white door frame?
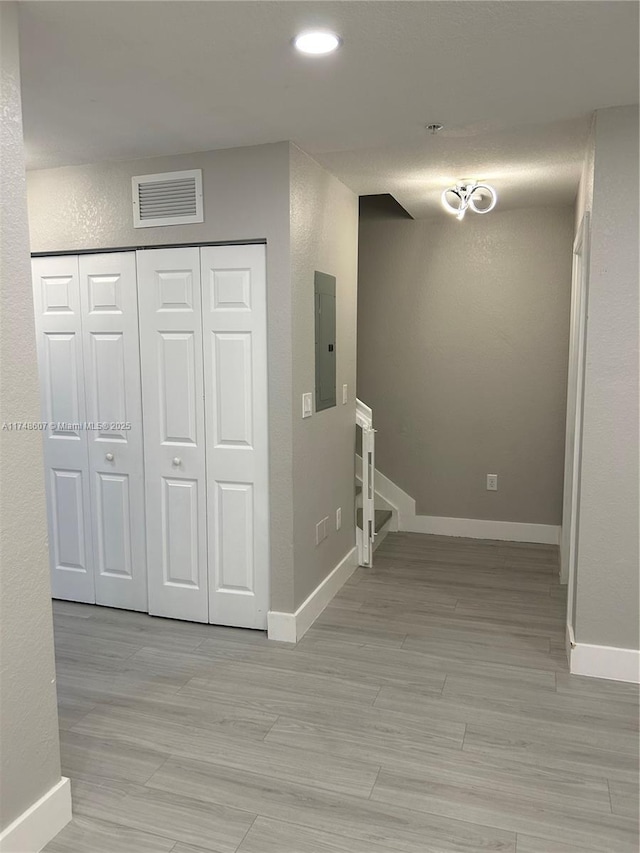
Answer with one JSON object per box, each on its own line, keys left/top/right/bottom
{"left": 561, "top": 212, "right": 590, "bottom": 637}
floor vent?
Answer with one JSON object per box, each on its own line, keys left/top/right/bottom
{"left": 132, "top": 169, "right": 203, "bottom": 228}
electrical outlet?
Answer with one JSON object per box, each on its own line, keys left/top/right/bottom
{"left": 486, "top": 473, "right": 498, "bottom": 491}
{"left": 342, "top": 384, "right": 348, "bottom": 404}
{"left": 302, "top": 392, "right": 313, "bottom": 419}
{"left": 336, "top": 507, "right": 342, "bottom": 530}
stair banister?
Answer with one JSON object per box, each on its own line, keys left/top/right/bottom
{"left": 356, "top": 399, "right": 375, "bottom": 567}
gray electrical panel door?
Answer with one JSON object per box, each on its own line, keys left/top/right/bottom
{"left": 314, "top": 271, "right": 336, "bottom": 411}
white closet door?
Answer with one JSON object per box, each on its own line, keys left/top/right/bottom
{"left": 79, "top": 253, "right": 147, "bottom": 611}
{"left": 201, "top": 245, "right": 269, "bottom": 629}
{"left": 137, "top": 247, "right": 208, "bottom": 622}
{"left": 32, "top": 255, "right": 95, "bottom": 603}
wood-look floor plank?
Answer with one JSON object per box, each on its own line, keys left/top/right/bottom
{"left": 146, "top": 755, "right": 517, "bottom": 853}
{"left": 67, "top": 776, "right": 254, "bottom": 852}
{"left": 443, "top": 674, "right": 639, "bottom": 730}
{"left": 56, "top": 695, "right": 97, "bottom": 731}
{"left": 236, "top": 815, "right": 407, "bottom": 852}
{"left": 375, "top": 686, "right": 638, "bottom": 754}
{"left": 555, "top": 670, "right": 640, "bottom": 704}
{"left": 53, "top": 612, "right": 209, "bottom": 654}
{"left": 265, "top": 703, "right": 464, "bottom": 774}
{"left": 463, "top": 723, "right": 640, "bottom": 784}
{"left": 608, "top": 779, "right": 640, "bottom": 818}
{"left": 44, "top": 532, "right": 638, "bottom": 853}
{"left": 371, "top": 765, "right": 638, "bottom": 852}
{"left": 58, "top": 729, "right": 169, "bottom": 785}
{"left": 91, "top": 688, "right": 278, "bottom": 739}
{"left": 72, "top": 703, "right": 380, "bottom": 798}
{"left": 515, "top": 835, "right": 599, "bottom": 853}
{"left": 42, "top": 814, "right": 176, "bottom": 853}
{"left": 179, "top": 658, "right": 381, "bottom": 719}
{"left": 196, "top": 638, "right": 447, "bottom": 694}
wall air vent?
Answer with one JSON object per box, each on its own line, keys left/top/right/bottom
{"left": 132, "top": 169, "right": 203, "bottom": 228}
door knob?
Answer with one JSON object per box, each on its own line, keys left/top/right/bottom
{"left": 172, "top": 457, "right": 182, "bottom": 466}
{"left": 105, "top": 453, "right": 114, "bottom": 462}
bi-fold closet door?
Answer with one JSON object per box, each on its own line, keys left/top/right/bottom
{"left": 137, "top": 245, "right": 269, "bottom": 629}
{"left": 32, "top": 253, "right": 147, "bottom": 611}
{"left": 34, "top": 244, "right": 270, "bottom": 630}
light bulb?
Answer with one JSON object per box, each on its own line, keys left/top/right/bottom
{"left": 294, "top": 31, "right": 342, "bottom": 55}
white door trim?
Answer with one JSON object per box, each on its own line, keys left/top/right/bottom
{"left": 561, "top": 213, "right": 590, "bottom": 636}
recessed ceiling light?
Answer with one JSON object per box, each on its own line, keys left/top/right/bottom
{"left": 293, "top": 30, "right": 342, "bottom": 56}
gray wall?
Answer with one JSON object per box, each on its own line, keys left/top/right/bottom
{"left": 27, "top": 141, "right": 360, "bottom": 615}
{"left": 358, "top": 204, "right": 574, "bottom": 525}
{"left": 27, "top": 142, "right": 297, "bottom": 612}
{"left": 290, "top": 145, "right": 358, "bottom": 608}
{"left": 574, "top": 105, "right": 639, "bottom": 651}
{"left": 0, "top": 2, "right": 63, "bottom": 830}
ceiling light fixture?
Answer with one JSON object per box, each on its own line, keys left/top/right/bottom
{"left": 441, "top": 182, "right": 498, "bottom": 221}
{"left": 293, "top": 30, "right": 342, "bottom": 55}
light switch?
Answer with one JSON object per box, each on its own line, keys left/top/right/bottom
{"left": 302, "top": 392, "right": 313, "bottom": 419}
{"left": 342, "top": 384, "right": 348, "bottom": 404}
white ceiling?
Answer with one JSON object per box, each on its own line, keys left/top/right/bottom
{"left": 19, "top": 1, "right": 639, "bottom": 218}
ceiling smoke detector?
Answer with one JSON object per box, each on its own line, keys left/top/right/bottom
{"left": 425, "top": 123, "right": 444, "bottom": 135}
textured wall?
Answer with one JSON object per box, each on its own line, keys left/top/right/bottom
{"left": 358, "top": 204, "right": 574, "bottom": 525}
{"left": 574, "top": 105, "right": 640, "bottom": 651}
{"left": 27, "top": 142, "right": 296, "bottom": 612}
{"left": 290, "top": 145, "right": 359, "bottom": 608}
{"left": 0, "top": 2, "right": 63, "bottom": 830}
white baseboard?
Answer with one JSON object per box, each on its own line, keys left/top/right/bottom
{"left": 401, "top": 514, "right": 560, "bottom": 545}
{"left": 0, "top": 777, "right": 71, "bottom": 853}
{"left": 268, "top": 546, "right": 358, "bottom": 643}
{"left": 354, "top": 459, "right": 558, "bottom": 545}
{"left": 570, "top": 642, "right": 640, "bottom": 683}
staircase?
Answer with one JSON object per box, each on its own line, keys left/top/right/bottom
{"left": 355, "top": 486, "right": 393, "bottom": 540}
{"left": 355, "top": 399, "right": 395, "bottom": 566}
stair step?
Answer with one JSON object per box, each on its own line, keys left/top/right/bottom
{"left": 356, "top": 507, "right": 392, "bottom": 533}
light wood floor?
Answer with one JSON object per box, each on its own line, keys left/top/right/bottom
{"left": 46, "top": 533, "right": 639, "bottom": 853}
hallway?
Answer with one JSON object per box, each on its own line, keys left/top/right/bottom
{"left": 46, "top": 533, "right": 639, "bottom": 853}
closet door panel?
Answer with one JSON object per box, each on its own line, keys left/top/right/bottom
{"left": 32, "top": 255, "right": 95, "bottom": 602}
{"left": 137, "top": 247, "right": 208, "bottom": 622}
{"left": 201, "top": 245, "right": 269, "bottom": 629}
{"left": 79, "top": 252, "right": 147, "bottom": 611}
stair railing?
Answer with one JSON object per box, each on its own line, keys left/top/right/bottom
{"left": 356, "top": 399, "right": 375, "bottom": 567}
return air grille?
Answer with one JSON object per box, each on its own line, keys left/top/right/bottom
{"left": 132, "top": 170, "right": 203, "bottom": 228}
